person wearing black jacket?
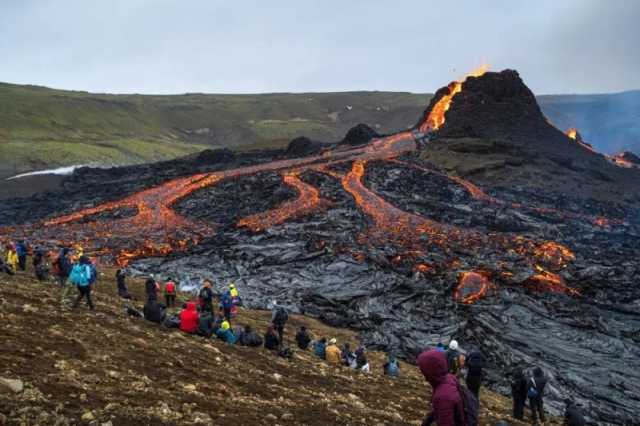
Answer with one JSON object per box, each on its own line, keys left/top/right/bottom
{"left": 197, "top": 311, "right": 215, "bottom": 338}
{"left": 510, "top": 368, "right": 528, "bottom": 420}
{"left": 116, "top": 269, "right": 131, "bottom": 299}
{"left": 563, "top": 399, "right": 585, "bottom": 426}
{"left": 528, "top": 367, "right": 548, "bottom": 425}
{"left": 143, "top": 299, "right": 166, "bottom": 324}
{"left": 264, "top": 325, "right": 280, "bottom": 350}
{"left": 295, "top": 326, "right": 311, "bottom": 350}
{"left": 145, "top": 277, "right": 158, "bottom": 301}
{"left": 199, "top": 281, "right": 214, "bottom": 313}
{"left": 465, "top": 349, "right": 486, "bottom": 398}
{"left": 239, "top": 325, "right": 263, "bottom": 347}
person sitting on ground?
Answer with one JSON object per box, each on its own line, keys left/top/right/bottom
{"left": 417, "top": 349, "right": 465, "bottom": 426}
{"left": 70, "top": 256, "right": 94, "bottom": 310}
{"left": 510, "top": 367, "right": 528, "bottom": 420}
{"left": 563, "top": 399, "right": 585, "bottom": 426}
{"left": 179, "top": 302, "right": 199, "bottom": 334}
{"left": 145, "top": 277, "right": 159, "bottom": 301}
{"left": 341, "top": 343, "right": 357, "bottom": 368}
{"left": 264, "top": 325, "right": 280, "bottom": 350}
{"left": 197, "top": 309, "right": 215, "bottom": 338}
{"left": 271, "top": 301, "right": 289, "bottom": 346}
{"left": 436, "top": 342, "right": 446, "bottom": 353}
{"left": 164, "top": 278, "right": 177, "bottom": 307}
{"left": 199, "top": 280, "right": 214, "bottom": 313}
{"left": 446, "top": 340, "right": 464, "bottom": 377}
{"left": 313, "top": 337, "right": 327, "bottom": 360}
{"left": 528, "top": 366, "right": 548, "bottom": 425}
{"left": 0, "top": 254, "right": 10, "bottom": 275}
{"left": 15, "top": 240, "right": 28, "bottom": 271}
{"left": 325, "top": 338, "right": 342, "bottom": 365}
{"left": 383, "top": 353, "right": 400, "bottom": 377}
{"left": 115, "top": 269, "right": 131, "bottom": 299}
{"left": 4, "top": 243, "right": 18, "bottom": 274}
{"left": 355, "top": 346, "right": 370, "bottom": 373}
{"left": 32, "top": 247, "right": 49, "bottom": 281}
{"left": 143, "top": 297, "right": 167, "bottom": 324}
{"left": 295, "top": 326, "right": 311, "bottom": 350}
{"left": 220, "top": 287, "right": 233, "bottom": 320}
{"left": 238, "top": 324, "right": 263, "bottom": 347}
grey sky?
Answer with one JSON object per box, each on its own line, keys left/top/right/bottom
{"left": 1, "top": 0, "right": 638, "bottom": 95}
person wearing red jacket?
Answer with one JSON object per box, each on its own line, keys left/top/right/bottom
{"left": 179, "top": 302, "right": 199, "bottom": 334}
{"left": 417, "top": 349, "right": 465, "bottom": 426}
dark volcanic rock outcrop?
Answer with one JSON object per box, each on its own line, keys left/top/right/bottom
{"left": 339, "top": 123, "right": 380, "bottom": 146}
{"left": 286, "top": 136, "right": 326, "bottom": 157}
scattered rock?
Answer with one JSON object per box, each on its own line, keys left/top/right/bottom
{"left": 0, "top": 377, "right": 24, "bottom": 393}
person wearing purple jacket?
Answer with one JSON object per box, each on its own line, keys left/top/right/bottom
{"left": 417, "top": 349, "right": 465, "bottom": 426}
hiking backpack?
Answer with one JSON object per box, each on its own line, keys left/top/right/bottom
{"left": 87, "top": 263, "right": 97, "bottom": 285}
{"left": 528, "top": 378, "right": 539, "bottom": 398}
{"left": 69, "top": 264, "right": 89, "bottom": 286}
{"left": 466, "top": 351, "right": 485, "bottom": 372}
{"left": 52, "top": 257, "right": 61, "bottom": 275}
{"left": 456, "top": 382, "right": 479, "bottom": 426}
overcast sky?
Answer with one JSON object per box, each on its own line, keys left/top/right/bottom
{"left": 1, "top": 0, "right": 638, "bottom": 95}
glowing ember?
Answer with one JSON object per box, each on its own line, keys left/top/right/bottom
{"left": 237, "top": 171, "right": 331, "bottom": 232}
{"left": 566, "top": 128, "right": 578, "bottom": 140}
{"left": 419, "top": 65, "right": 489, "bottom": 132}
{"left": 533, "top": 241, "right": 576, "bottom": 268}
{"left": 454, "top": 271, "right": 491, "bottom": 304}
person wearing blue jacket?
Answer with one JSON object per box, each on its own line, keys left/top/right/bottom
{"left": 70, "top": 256, "right": 94, "bottom": 310}
{"left": 314, "top": 338, "right": 327, "bottom": 359}
{"left": 216, "top": 320, "right": 236, "bottom": 344}
{"left": 220, "top": 290, "right": 234, "bottom": 321}
{"left": 15, "top": 240, "right": 28, "bottom": 271}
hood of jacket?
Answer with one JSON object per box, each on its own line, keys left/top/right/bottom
{"left": 185, "top": 302, "right": 197, "bottom": 312}
{"left": 418, "top": 349, "right": 449, "bottom": 387}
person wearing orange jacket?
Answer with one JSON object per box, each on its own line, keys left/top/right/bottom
{"left": 325, "top": 338, "right": 342, "bottom": 365}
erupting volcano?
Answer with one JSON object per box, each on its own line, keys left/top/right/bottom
{"left": 2, "top": 67, "right": 639, "bottom": 424}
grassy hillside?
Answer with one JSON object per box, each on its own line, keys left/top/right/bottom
{"left": 0, "top": 268, "right": 558, "bottom": 425}
{"left": 0, "top": 82, "right": 429, "bottom": 178}
{"left": 1, "top": 81, "right": 638, "bottom": 179}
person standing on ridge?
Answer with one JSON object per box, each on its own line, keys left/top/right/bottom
{"left": 417, "top": 349, "right": 465, "bottom": 426}
{"left": 510, "top": 367, "right": 528, "bottom": 420}
{"left": 446, "top": 340, "right": 464, "bottom": 377}
{"left": 4, "top": 243, "right": 18, "bottom": 274}
{"left": 15, "top": 240, "right": 28, "bottom": 271}
{"left": 32, "top": 247, "right": 48, "bottom": 281}
{"left": 145, "top": 277, "right": 159, "bottom": 301}
{"left": 70, "top": 255, "right": 94, "bottom": 310}
{"left": 528, "top": 367, "right": 548, "bottom": 425}
{"left": 115, "top": 269, "right": 131, "bottom": 299}
{"left": 199, "top": 280, "right": 214, "bottom": 313}
{"left": 271, "top": 300, "right": 289, "bottom": 346}
{"left": 465, "top": 348, "right": 486, "bottom": 399}
{"left": 164, "top": 278, "right": 177, "bottom": 307}
{"left": 220, "top": 286, "right": 233, "bottom": 320}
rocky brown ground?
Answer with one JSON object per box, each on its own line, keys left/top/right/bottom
{"left": 0, "top": 267, "right": 558, "bottom": 425}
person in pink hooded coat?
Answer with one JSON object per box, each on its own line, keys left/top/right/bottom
{"left": 417, "top": 349, "right": 465, "bottom": 426}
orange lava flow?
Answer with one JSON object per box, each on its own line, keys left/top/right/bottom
{"left": 237, "top": 172, "right": 331, "bottom": 232}
{"left": 533, "top": 241, "right": 576, "bottom": 268}
{"left": 419, "top": 65, "right": 489, "bottom": 132}
{"left": 528, "top": 266, "right": 580, "bottom": 296}
{"left": 454, "top": 271, "right": 491, "bottom": 304}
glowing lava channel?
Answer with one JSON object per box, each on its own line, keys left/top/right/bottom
{"left": 237, "top": 171, "right": 331, "bottom": 232}
{"left": 454, "top": 271, "right": 491, "bottom": 304}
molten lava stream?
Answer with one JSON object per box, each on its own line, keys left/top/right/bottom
{"left": 418, "top": 65, "right": 489, "bottom": 133}
{"left": 236, "top": 172, "right": 331, "bottom": 232}
{"left": 528, "top": 266, "right": 580, "bottom": 296}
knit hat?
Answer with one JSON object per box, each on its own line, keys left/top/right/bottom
{"left": 329, "top": 338, "right": 337, "bottom": 345}
{"left": 449, "top": 340, "right": 459, "bottom": 351}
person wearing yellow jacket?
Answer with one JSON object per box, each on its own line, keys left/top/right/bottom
{"left": 4, "top": 244, "right": 18, "bottom": 273}
{"left": 325, "top": 338, "right": 342, "bottom": 365}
